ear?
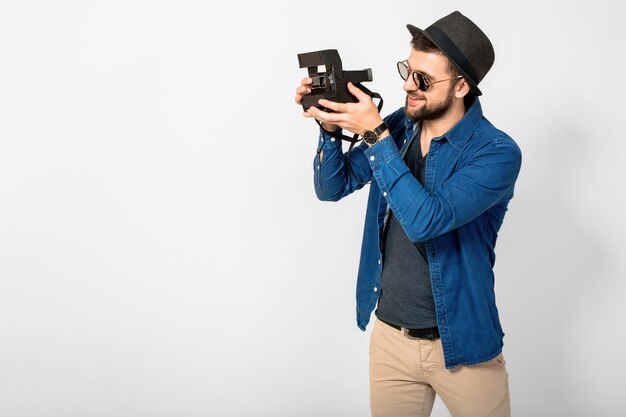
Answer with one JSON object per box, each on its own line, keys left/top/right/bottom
{"left": 454, "top": 78, "right": 471, "bottom": 99}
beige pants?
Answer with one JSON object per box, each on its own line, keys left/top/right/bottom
{"left": 369, "top": 319, "right": 511, "bottom": 417}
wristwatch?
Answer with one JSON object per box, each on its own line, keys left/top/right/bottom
{"left": 362, "top": 122, "right": 388, "bottom": 146}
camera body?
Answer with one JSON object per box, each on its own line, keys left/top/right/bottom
{"left": 297, "top": 49, "right": 374, "bottom": 111}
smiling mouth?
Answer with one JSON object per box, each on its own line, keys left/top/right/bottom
{"left": 407, "top": 94, "right": 425, "bottom": 103}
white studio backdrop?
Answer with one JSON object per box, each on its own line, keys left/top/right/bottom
{"left": 1, "top": 1, "right": 624, "bottom": 416}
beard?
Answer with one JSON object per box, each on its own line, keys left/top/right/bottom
{"left": 404, "top": 85, "right": 455, "bottom": 122}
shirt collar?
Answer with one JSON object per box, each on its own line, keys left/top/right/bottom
{"left": 404, "top": 116, "right": 415, "bottom": 133}
{"left": 440, "top": 97, "right": 483, "bottom": 150}
{"left": 401, "top": 97, "right": 484, "bottom": 151}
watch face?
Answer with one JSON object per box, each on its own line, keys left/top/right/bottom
{"left": 363, "top": 130, "right": 377, "bottom": 144}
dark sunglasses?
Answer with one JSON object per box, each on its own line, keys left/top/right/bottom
{"left": 397, "top": 60, "right": 462, "bottom": 91}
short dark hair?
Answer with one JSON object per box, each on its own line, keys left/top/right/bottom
{"left": 410, "top": 32, "right": 459, "bottom": 77}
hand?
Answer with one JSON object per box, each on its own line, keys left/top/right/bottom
{"left": 304, "top": 82, "right": 383, "bottom": 136}
{"left": 295, "top": 77, "right": 339, "bottom": 132}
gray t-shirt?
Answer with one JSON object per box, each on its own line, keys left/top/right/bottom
{"left": 375, "top": 133, "right": 437, "bottom": 329}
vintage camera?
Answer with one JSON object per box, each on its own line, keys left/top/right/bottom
{"left": 298, "top": 49, "right": 377, "bottom": 111}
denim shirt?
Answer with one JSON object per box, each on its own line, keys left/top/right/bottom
{"left": 313, "top": 98, "right": 522, "bottom": 368}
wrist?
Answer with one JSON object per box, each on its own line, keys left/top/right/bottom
{"left": 321, "top": 122, "right": 340, "bottom": 133}
{"left": 362, "top": 121, "right": 388, "bottom": 146}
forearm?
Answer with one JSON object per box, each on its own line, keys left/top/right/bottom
{"left": 313, "top": 129, "right": 371, "bottom": 201}
{"left": 363, "top": 137, "right": 522, "bottom": 241}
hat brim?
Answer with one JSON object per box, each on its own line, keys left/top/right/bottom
{"left": 406, "top": 24, "right": 482, "bottom": 96}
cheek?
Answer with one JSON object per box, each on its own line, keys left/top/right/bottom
{"left": 428, "top": 90, "right": 451, "bottom": 104}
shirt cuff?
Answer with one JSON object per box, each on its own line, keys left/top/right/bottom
{"left": 362, "top": 136, "right": 401, "bottom": 169}
{"left": 317, "top": 127, "right": 343, "bottom": 153}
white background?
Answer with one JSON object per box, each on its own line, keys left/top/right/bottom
{"left": 1, "top": 1, "right": 625, "bottom": 416}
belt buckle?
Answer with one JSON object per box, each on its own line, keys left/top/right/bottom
{"left": 402, "top": 326, "right": 437, "bottom": 340}
{"left": 401, "top": 327, "right": 419, "bottom": 340}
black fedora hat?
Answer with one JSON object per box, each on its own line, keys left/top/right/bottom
{"left": 407, "top": 11, "right": 494, "bottom": 96}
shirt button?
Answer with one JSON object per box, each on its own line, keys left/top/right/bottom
{"left": 378, "top": 259, "right": 381, "bottom": 265}
{"left": 330, "top": 137, "right": 335, "bottom": 142}
{"left": 317, "top": 165, "right": 320, "bottom": 170}
{"left": 370, "top": 155, "right": 375, "bottom": 161}
{"left": 374, "top": 287, "right": 378, "bottom": 292}
{"left": 403, "top": 139, "right": 407, "bottom": 144}
{"left": 383, "top": 192, "right": 387, "bottom": 197}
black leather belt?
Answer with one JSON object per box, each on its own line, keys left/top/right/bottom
{"left": 380, "top": 319, "right": 440, "bottom": 340}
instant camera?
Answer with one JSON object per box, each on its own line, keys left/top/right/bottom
{"left": 297, "top": 49, "right": 381, "bottom": 112}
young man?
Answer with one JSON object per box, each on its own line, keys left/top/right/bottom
{"left": 295, "top": 11, "right": 521, "bottom": 417}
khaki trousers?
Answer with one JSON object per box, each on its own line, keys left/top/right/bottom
{"left": 369, "top": 319, "right": 510, "bottom": 417}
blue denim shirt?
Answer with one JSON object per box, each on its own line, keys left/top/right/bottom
{"left": 313, "top": 98, "right": 522, "bottom": 368}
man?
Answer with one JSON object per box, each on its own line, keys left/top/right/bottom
{"left": 295, "top": 11, "right": 521, "bottom": 417}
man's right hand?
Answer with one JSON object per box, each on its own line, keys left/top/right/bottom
{"left": 295, "top": 77, "right": 339, "bottom": 132}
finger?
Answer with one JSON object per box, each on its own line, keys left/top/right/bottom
{"left": 307, "top": 106, "right": 340, "bottom": 124}
{"left": 301, "top": 77, "right": 313, "bottom": 86}
{"left": 317, "top": 99, "right": 345, "bottom": 113}
{"left": 306, "top": 106, "right": 325, "bottom": 120}
{"left": 295, "top": 85, "right": 312, "bottom": 104}
{"left": 347, "top": 82, "right": 370, "bottom": 102}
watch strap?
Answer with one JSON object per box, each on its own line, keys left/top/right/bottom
{"left": 373, "top": 121, "right": 388, "bottom": 137}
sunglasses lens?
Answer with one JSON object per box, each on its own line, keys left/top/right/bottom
{"left": 413, "top": 73, "right": 428, "bottom": 91}
{"left": 397, "top": 62, "right": 409, "bottom": 80}
{"left": 397, "top": 61, "right": 430, "bottom": 91}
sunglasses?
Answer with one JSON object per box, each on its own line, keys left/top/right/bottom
{"left": 397, "top": 60, "right": 462, "bottom": 91}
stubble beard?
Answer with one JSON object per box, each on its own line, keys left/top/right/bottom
{"left": 404, "top": 85, "right": 455, "bottom": 123}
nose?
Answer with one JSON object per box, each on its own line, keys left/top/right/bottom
{"left": 403, "top": 74, "right": 417, "bottom": 92}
